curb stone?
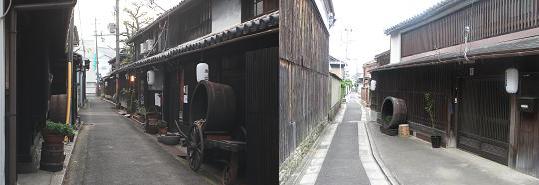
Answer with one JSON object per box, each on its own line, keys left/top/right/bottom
{"left": 361, "top": 104, "right": 401, "bottom": 185}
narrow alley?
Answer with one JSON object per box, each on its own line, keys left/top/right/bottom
{"left": 4, "top": 0, "right": 539, "bottom": 185}
{"left": 291, "top": 92, "right": 539, "bottom": 185}
{"left": 63, "top": 95, "right": 211, "bottom": 185}
{"left": 315, "top": 94, "right": 369, "bottom": 185}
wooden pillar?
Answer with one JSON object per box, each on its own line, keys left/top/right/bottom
{"left": 508, "top": 93, "right": 520, "bottom": 168}
{"left": 6, "top": 10, "right": 17, "bottom": 185}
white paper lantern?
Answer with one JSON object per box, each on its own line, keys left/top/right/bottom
{"left": 370, "top": 80, "right": 377, "bottom": 91}
{"left": 505, "top": 68, "right": 518, "bottom": 94}
{"left": 196, "top": 63, "right": 209, "bottom": 82}
{"left": 147, "top": 70, "right": 155, "bottom": 85}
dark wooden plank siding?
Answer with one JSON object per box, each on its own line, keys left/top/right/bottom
{"left": 401, "top": 0, "right": 539, "bottom": 57}
{"left": 516, "top": 59, "right": 539, "bottom": 177}
{"left": 245, "top": 47, "right": 279, "bottom": 185}
{"left": 279, "top": 0, "right": 330, "bottom": 164}
{"left": 371, "top": 64, "right": 455, "bottom": 133}
{"left": 457, "top": 75, "right": 510, "bottom": 165}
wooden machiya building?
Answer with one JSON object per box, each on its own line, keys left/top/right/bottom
{"left": 105, "top": 0, "right": 335, "bottom": 184}
{"left": 371, "top": 0, "right": 539, "bottom": 178}
{"left": 0, "top": 0, "right": 80, "bottom": 184}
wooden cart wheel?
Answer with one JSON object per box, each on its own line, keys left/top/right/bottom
{"left": 188, "top": 124, "right": 204, "bottom": 171}
{"left": 222, "top": 153, "right": 239, "bottom": 185}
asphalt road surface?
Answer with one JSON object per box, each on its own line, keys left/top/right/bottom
{"left": 64, "top": 95, "right": 212, "bottom": 185}
{"left": 315, "top": 94, "right": 370, "bottom": 185}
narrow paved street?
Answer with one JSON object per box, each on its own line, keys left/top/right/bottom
{"left": 64, "top": 95, "right": 211, "bottom": 185}
{"left": 315, "top": 94, "right": 370, "bottom": 185}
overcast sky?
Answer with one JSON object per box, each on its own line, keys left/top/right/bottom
{"left": 76, "top": 0, "right": 443, "bottom": 79}
{"left": 75, "top": 0, "right": 181, "bottom": 78}
{"left": 329, "top": 0, "right": 443, "bottom": 76}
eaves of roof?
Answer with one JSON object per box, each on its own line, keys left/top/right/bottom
{"left": 110, "top": 11, "right": 280, "bottom": 75}
{"left": 373, "top": 35, "right": 539, "bottom": 71}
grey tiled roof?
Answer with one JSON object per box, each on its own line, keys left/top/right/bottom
{"left": 375, "top": 35, "right": 539, "bottom": 71}
{"left": 110, "top": 11, "right": 279, "bottom": 75}
{"left": 384, "top": 0, "right": 462, "bottom": 34}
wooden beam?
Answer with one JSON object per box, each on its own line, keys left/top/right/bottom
{"left": 508, "top": 94, "right": 520, "bottom": 168}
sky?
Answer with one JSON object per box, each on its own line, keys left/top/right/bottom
{"left": 76, "top": 0, "right": 443, "bottom": 80}
{"left": 329, "top": 0, "right": 443, "bottom": 76}
{"left": 74, "top": 0, "right": 182, "bottom": 80}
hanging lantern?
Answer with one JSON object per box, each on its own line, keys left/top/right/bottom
{"left": 147, "top": 70, "right": 155, "bottom": 85}
{"left": 370, "top": 80, "right": 377, "bottom": 91}
{"left": 505, "top": 68, "right": 518, "bottom": 94}
{"left": 196, "top": 63, "right": 209, "bottom": 82}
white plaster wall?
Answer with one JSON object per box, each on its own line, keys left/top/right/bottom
{"left": 330, "top": 75, "right": 342, "bottom": 108}
{"left": 314, "top": 0, "right": 330, "bottom": 30}
{"left": 211, "top": 0, "right": 242, "bottom": 33}
{"left": 390, "top": 33, "right": 401, "bottom": 64}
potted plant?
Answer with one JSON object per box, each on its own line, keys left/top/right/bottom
{"left": 43, "top": 120, "right": 72, "bottom": 144}
{"left": 120, "top": 88, "right": 136, "bottom": 112}
{"left": 134, "top": 103, "right": 147, "bottom": 123}
{"left": 145, "top": 106, "right": 160, "bottom": 134}
{"left": 424, "top": 93, "right": 441, "bottom": 148}
{"left": 66, "top": 127, "right": 76, "bottom": 142}
{"left": 158, "top": 120, "right": 168, "bottom": 135}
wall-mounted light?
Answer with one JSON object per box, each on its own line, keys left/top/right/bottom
{"left": 130, "top": 75, "right": 136, "bottom": 82}
{"left": 505, "top": 68, "right": 518, "bottom": 94}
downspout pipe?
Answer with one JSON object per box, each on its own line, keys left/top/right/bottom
{"left": 66, "top": 11, "right": 74, "bottom": 127}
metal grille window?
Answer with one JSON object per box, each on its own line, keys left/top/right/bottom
{"left": 254, "top": 0, "right": 264, "bottom": 16}
{"left": 401, "top": 0, "right": 539, "bottom": 57}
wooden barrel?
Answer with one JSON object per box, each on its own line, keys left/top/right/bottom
{"left": 380, "top": 96, "right": 407, "bottom": 130}
{"left": 40, "top": 143, "right": 65, "bottom": 172}
{"left": 189, "top": 81, "right": 236, "bottom": 132}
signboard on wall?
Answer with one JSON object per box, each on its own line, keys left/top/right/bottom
{"left": 155, "top": 93, "right": 161, "bottom": 107}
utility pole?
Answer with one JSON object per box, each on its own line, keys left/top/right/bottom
{"left": 343, "top": 27, "right": 353, "bottom": 79}
{"left": 94, "top": 18, "right": 100, "bottom": 95}
{"left": 115, "top": 0, "right": 120, "bottom": 67}
{"left": 115, "top": 0, "right": 121, "bottom": 107}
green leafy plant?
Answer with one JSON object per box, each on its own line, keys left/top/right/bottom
{"left": 121, "top": 88, "right": 137, "bottom": 113}
{"left": 66, "top": 127, "right": 76, "bottom": 137}
{"left": 424, "top": 92, "right": 435, "bottom": 128}
{"left": 158, "top": 120, "right": 168, "bottom": 128}
{"left": 340, "top": 79, "right": 353, "bottom": 98}
{"left": 136, "top": 101, "right": 147, "bottom": 115}
{"left": 45, "top": 120, "right": 75, "bottom": 136}
{"left": 383, "top": 116, "right": 392, "bottom": 123}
